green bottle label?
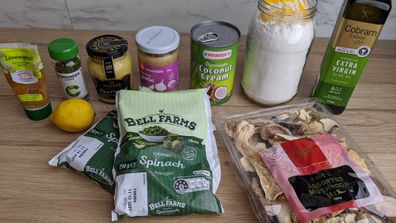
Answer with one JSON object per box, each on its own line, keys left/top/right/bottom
{"left": 314, "top": 18, "right": 383, "bottom": 107}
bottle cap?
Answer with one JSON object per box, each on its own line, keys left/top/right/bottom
{"left": 86, "top": 35, "right": 128, "bottom": 60}
{"left": 136, "top": 26, "right": 180, "bottom": 55}
{"left": 48, "top": 38, "right": 79, "bottom": 61}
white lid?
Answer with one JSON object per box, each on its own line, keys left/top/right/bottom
{"left": 135, "top": 26, "right": 180, "bottom": 54}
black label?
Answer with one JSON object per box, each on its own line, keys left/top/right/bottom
{"left": 103, "top": 57, "right": 116, "bottom": 79}
{"left": 93, "top": 75, "right": 131, "bottom": 100}
{"left": 288, "top": 165, "right": 370, "bottom": 211}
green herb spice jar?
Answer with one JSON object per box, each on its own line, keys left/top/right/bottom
{"left": 48, "top": 38, "right": 89, "bottom": 100}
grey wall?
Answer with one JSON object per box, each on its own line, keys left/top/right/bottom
{"left": 0, "top": 0, "right": 395, "bottom": 39}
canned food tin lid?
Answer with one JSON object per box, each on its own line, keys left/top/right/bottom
{"left": 86, "top": 35, "right": 128, "bottom": 60}
{"left": 136, "top": 26, "right": 180, "bottom": 55}
{"left": 191, "top": 21, "right": 240, "bottom": 48}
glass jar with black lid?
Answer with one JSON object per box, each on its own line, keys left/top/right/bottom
{"left": 86, "top": 35, "right": 132, "bottom": 103}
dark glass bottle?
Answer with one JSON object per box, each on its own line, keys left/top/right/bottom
{"left": 312, "top": 0, "right": 392, "bottom": 114}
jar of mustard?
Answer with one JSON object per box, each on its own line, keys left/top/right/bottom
{"left": 86, "top": 35, "right": 132, "bottom": 103}
{"left": 135, "top": 26, "right": 180, "bottom": 92}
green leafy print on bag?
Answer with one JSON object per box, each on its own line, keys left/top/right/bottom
{"left": 112, "top": 89, "right": 223, "bottom": 221}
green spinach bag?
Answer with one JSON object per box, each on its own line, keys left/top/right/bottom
{"left": 49, "top": 110, "right": 118, "bottom": 193}
{"left": 112, "top": 89, "right": 223, "bottom": 220}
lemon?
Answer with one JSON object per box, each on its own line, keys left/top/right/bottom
{"left": 51, "top": 99, "right": 95, "bottom": 133}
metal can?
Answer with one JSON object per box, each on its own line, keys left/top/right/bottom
{"left": 190, "top": 21, "right": 240, "bottom": 106}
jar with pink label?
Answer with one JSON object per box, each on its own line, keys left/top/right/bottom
{"left": 136, "top": 26, "right": 180, "bottom": 92}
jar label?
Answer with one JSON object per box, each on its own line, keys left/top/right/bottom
{"left": 103, "top": 57, "right": 116, "bottom": 79}
{"left": 93, "top": 75, "right": 131, "bottom": 100}
{"left": 139, "top": 62, "right": 179, "bottom": 92}
{"left": 11, "top": 70, "right": 39, "bottom": 84}
{"left": 57, "top": 68, "right": 89, "bottom": 99}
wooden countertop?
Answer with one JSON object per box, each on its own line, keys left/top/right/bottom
{"left": 0, "top": 28, "right": 395, "bottom": 223}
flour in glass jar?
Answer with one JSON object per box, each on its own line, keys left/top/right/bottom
{"left": 242, "top": 0, "right": 316, "bottom": 105}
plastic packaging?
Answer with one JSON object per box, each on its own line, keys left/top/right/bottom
{"left": 112, "top": 89, "right": 223, "bottom": 221}
{"left": 217, "top": 100, "right": 396, "bottom": 223}
{"left": 0, "top": 43, "right": 52, "bottom": 120}
{"left": 49, "top": 110, "right": 119, "bottom": 193}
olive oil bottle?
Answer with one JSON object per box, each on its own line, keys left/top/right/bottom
{"left": 313, "top": 0, "right": 392, "bottom": 114}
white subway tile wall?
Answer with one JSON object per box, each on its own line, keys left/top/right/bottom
{"left": 0, "top": 0, "right": 395, "bottom": 39}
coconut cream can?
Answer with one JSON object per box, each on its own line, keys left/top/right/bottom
{"left": 190, "top": 21, "right": 240, "bottom": 106}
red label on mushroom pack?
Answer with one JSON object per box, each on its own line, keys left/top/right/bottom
{"left": 261, "top": 134, "right": 383, "bottom": 223}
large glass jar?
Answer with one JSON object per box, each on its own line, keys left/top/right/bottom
{"left": 86, "top": 35, "right": 132, "bottom": 103}
{"left": 241, "top": 0, "right": 317, "bottom": 105}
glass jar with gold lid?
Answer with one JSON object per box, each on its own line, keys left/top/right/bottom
{"left": 86, "top": 35, "right": 132, "bottom": 103}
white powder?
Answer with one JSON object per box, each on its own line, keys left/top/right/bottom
{"left": 241, "top": 12, "right": 314, "bottom": 105}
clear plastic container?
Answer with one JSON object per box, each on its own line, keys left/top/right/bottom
{"left": 216, "top": 99, "right": 396, "bottom": 222}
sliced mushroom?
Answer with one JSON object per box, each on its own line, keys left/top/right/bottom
{"left": 274, "top": 133, "right": 300, "bottom": 141}
{"left": 248, "top": 133, "right": 267, "bottom": 153}
{"left": 254, "top": 163, "right": 283, "bottom": 201}
{"left": 275, "top": 197, "right": 293, "bottom": 223}
{"left": 251, "top": 177, "right": 267, "bottom": 208}
{"left": 298, "top": 109, "right": 312, "bottom": 123}
{"left": 234, "top": 121, "right": 256, "bottom": 155}
{"left": 320, "top": 118, "right": 340, "bottom": 132}
{"left": 287, "top": 110, "right": 300, "bottom": 122}
{"left": 233, "top": 121, "right": 283, "bottom": 200}
{"left": 265, "top": 204, "right": 282, "bottom": 216}
{"left": 259, "top": 123, "right": 292, "bottom": 141}
{"left": 240, "top": 156, "right": 255, "bottom": 172}
{"left": 248, "top": 118, "right": 272, "bottom": 127}
{"left": 276, "top": 113, "right": 290, "bottom": 121}
{"left": 306, "top": 108, "right": 322, "bottom": 120}
{"left": 323, "top": 216, "right": 343, "bottom": 223}
{"left": 224, "top": 120, "right": 240, "bottom": 138}
{"left": 347, "top": 148, "right": 369, "bottom": 170}
{"left": 341, "top": 213, "right": 357, "bottom": 223}
{"left": 304, "top": 120, "right": 325, "bottom": 135}
{"left": 356, "top": 212, "right": 370, "bottom": 223}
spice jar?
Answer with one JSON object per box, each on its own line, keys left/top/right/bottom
{"left": 86, "top": 35, "right": 132, "bottom": 103}
{"left": 48, "top": 38, "right": 89, "bottom": 100}
{"left": 241, "top": 0, "right": 317, "bottom": 105}
{"left": 135, "top": 26, "right": 180, "bottom": 92}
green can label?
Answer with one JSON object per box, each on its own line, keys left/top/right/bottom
{"left": 190, "top": 44, "right": 239, "bottom": 105}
